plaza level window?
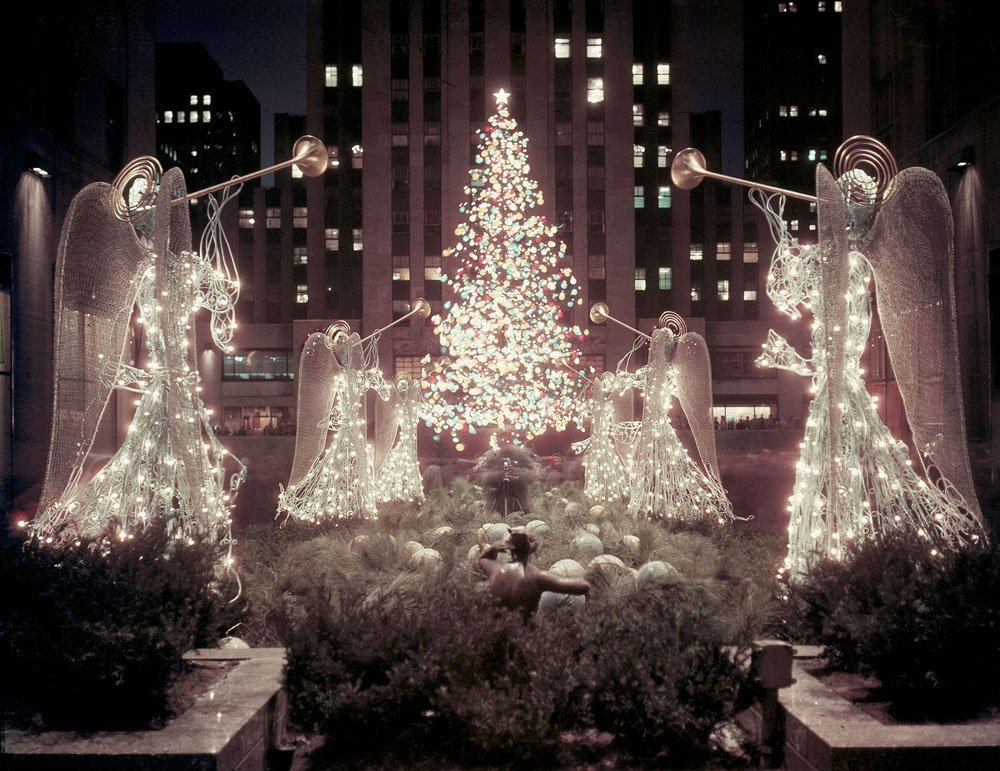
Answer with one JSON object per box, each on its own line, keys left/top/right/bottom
{"left": 223, "top": 350, "right": 295, "bottom": 381}
{"left": 554, "top": 37, "right": 570, "bottom": 59}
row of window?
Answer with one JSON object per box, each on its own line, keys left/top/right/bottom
{"left": 633, "top": 269, "right": 757, "bottom": 302}
{"left": 324, "top": 65, "right": 363, "bottom": 88}
{"left": 779, "top": 1, "right": 843, "bottom": 11}
{"left": 633, "top": 106, "right": 670, "bottom": 127}
{"left": 779, "top": 105, "right": 829, "bottom": 117}
{"left": 162, "top": 110, "right": 213, "bottom": 124}
{"left": 631, "top": 63, "right": 671, "bottom": 86}
{"left": 633, "top": 145, "right": 673, "bottom": 167}
{"left": 778, "top": 148, "right": 829, "bottom": 161}
{"left": 633, "top": 185, "right": 672, "bottom": 208}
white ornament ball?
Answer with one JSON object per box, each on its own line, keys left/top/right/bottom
{"left": 485, "top": 523, "right": 510, "bottom": 544}
{"left": 589, "top": 505, "right": 608, "bottom": 518}
{"left": 432, "top": 525, "right": 454, "bottom": 537}
{"left": 588, "top": 554, "right": 626, "bottom": 571}
{"left": 411, "top": 547, "right": 442, "bottom": 567}
{"left": 623, "top": 535, "right": 641, "bottom": 552}
{"left": 564, "top": 501, "right": 583, "bottom": 517}
{"left": 637, "top": 560, "right": 679, "bottom": 588}
{"left": 548, "top": 558, "right": 586, "bottom": 578}
{"left": 468, "top": 544, "right": 482, "bottom": 561}
{"left": 571, "top": 533, "right": 604, "bottom": 560}
{"left": 403, "top": 540, "right": 424, "bottom": 558}
{"left": 349, "top": 534, "right": 370, "bottom": 552}
{"left": 218, "top": 636, "right": 250, "bottom": 649}
{"left": 538, "top": 591, "right": 586, "bottom": 614}
{"left": 526, "top": 519, "right": 550, "bottom": 535}
{"left": 583, "top": 523, "right": 600, "bottom": 536}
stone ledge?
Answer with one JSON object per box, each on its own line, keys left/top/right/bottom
{"left": 3, "top": 650, "right": 286, "bottom": 771}
{"left": 780, "top": 653, "right": 1000, "bottom": 771}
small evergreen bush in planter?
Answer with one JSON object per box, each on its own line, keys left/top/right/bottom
{"left": 0, "top": 526, "right": 236, "bottom": 730}
{"left": 789, "top": 532, "right": 1000, "bottom": 720}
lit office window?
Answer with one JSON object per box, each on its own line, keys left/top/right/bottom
{"left": 634, "top": 268, "right": 647, "bottom": 291}
{"left": 817, "top": 53, "right": 827, "bottom": 64}
{"left": 790, "top": 219, "right": 799, "bottom": 231}
{"left": 293, "top": 247, "right": 308, "bottom": 265}
{"left": 744, "top": 243, "right": 759, "bottom": 263}
{"left": 690, "top": 244, "right": 704, "bottom": 261}
{"left": 351, "top": 145, "right": 363, "bottom": 168}
{"left": 554, "top": 37, "right": 570, "bottom": 58}
{"left": 238, "top": 208, "right": 254, "bottom": 228}
{"left": 203, "top": 94, "right": 212, "bottom": 105}
{"left": 808, "top": 149, "right": 817, "bottom": 161}
{"left": 691, "top": 286, "right": 702, "bottom": 301}
{"left": 325, "top": 65, "right": 338, "bottom": 87}
{"left": 392, "top": 267, "right": 411, "bottom": 281}
{"left": 587, "top": 78, "right": 604, "bottom": 104}
{"left": 779, "top": 105, "right": 788, "bottom": 117}
{"left": 203, "top": 111, "right": 211, "bottom": 122}
{"left": 656, "top": 63, "right": 670, "bottom": 84}
{"left": 177, "top": 111, "right": 185, "bottom": 123}
{"left": 658, "top": 267, "right": 672, "bottom": 290}
{"left": 657, "top": 146, "right": 670, "bottom": 167}
{"left": 633, "top": 104, "right": 644, "bottom": 126}
{"left": 190, "top": 94, "right": 198, "bottom": 105}
{"left": 718, "top": 279, "right": 730, "bottom": 301}
{"left": 352, "top": 65, "right": 363, "bottom": 86}
{"left": 293, "top": 207, "right": 308, "bottom": 228}
{"left": 634, "top": 185, "right": 645, "bottom": 208}
{"left": 780, "top": 150, "right": 788, "bottom": 161}
{"left": 296, "top": 285, "right": 308, "bottom": 304}
{"left": 744, "top": 289, "right": 758, "bottom": 301}
{"left": 632, "top": 63, "right": 644, "bottom": 85}
{"left": 717, "top": 243, "right": 732, "bottom": 260}
{"left": 164, "top": 111, "right": 173, "bottom": 123}
{"left": 266, "top": 207, "right": 281, "bottom": 228}
{"left": 353, "top": 228, "right": 363, "bottom": 250}
{"left": 586, "top": 37, "right": 602, "bottom": 58}
{"left": 325, "top": 228, "right": 339, "bottom": 250}
{"left": 657, "top": 111, "right": 670, "bottom": 127}
{"left": 189, "top": 111, "right": 199, "bottom": 123}
{"left": 291, "top": 164, "right": 304, "bottom": 178}
{"left": 789, "top": 105, "right": 799, "bottom": 117}
{"left": 633, "top": 145, "right": 645, "bottom": 168}
{"left": 658, "top": 186, "right": 671, "bottom": 208}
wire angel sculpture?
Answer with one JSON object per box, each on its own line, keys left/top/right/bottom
{"left": 577, "top": 371, "right": 633, "bottom": 502}
{"left": 755, "top": 146, "right": 986, "bottom": 576}
{"left": 372, "top": 372, "right": 426, "bottom": 504}
{"left": 30, "top": 167, "right": 245, "bottom": 553}
{"left": 627, "top": 316, "right": 734, "bottom": 522}
{"left": 277, "top": 325, "right": 376, "bottom": 522}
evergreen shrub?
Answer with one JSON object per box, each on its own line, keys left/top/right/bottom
{"left": 789, "top": 532, "right": 1000, "bottom": 720}
{"left": 0, "top": 526, "right": 235, "bottom": 730}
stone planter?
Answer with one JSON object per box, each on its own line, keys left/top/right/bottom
{"left": 3, "top": 648, "right": 286, "bottom": 771}
{"left": 742, "top": 645, "right": 1000, "bottom": 771}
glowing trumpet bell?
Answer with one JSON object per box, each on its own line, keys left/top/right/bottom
{"left": 292, "top": 135, "right": 330, "bottom": 177}
{"left": 670, "top": 148, "right": 708, "bottom": 191}
{"left": 411, "top": 297, "right": 432, "bottom": 318}
{"left": 657, "top": 310, "right": 687, "bottom": 336}
{"left": 589, "top": 302, "right": 610, "bottom": 324}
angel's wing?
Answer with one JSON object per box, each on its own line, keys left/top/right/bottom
{"left": 373, "top": 381, "right": 402, "bottom": 473}
{"left": 288, "top": 332, "right": 343, "bottom": 487}
{"left": 672, "top": 331, "right": 721, "bottom": 480}
{"left": 39, "top": 183, "right": 147, "bottom": 513}
{"left": 865, "top": 167, "right": 980, "bottom": 515}
{"left": 816, "top": 165, "right": 851, "bottom": 501}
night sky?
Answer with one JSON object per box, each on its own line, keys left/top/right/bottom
{"left": 155, "top": 0, "right": 743, "bottom": 174}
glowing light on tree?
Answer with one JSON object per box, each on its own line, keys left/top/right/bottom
{"left": 423, "top": 90, "right": 587, "bottom": 445}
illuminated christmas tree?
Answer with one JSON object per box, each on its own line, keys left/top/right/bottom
{"left": 423, "top": 89, "right": 587, "bottom": 447}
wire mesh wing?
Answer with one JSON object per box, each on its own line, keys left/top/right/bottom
{"left": 288, "top": 332, "right": 343, "bottom": 487}
{"left": 865, "top": 167, "right": 980, "bottom": 515}
{"left": 39, "top": 182, "right": 147, "bottom": 513}
{"left": 373, "top": 386, "right": 401, "bottom": 474}
{"left": 673, "top": 331, "right": 721, "bottom": 480}
{"left": 816, "top": 165, "right": 851, "bottom": 501}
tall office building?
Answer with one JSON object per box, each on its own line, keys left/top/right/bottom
{"left": 744, "top": 0, "right": 843, "bottom": 241}
{"left": 155, "top": 43, "right": 261, "bottom": 199}
{"left": 843, "top": 0, "right": 999, "bottom": 442}
{"left": 1, "top": 1, "right": 156, "bottom": 510}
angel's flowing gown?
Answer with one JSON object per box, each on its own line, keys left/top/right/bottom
{"left": 31, "top": 251, "right": 239, "bottom": 546}
{"left": 374, "top": 383, "right": 425, "bottom": 504}
{"left": 582, "top": 374, "right": 630, "bottom": 501}
{"left": 277, "top": 336, "right": 376, "bottom": 521}
{"left": 627, "top": 328, "right": 734, "bottom": 522}
{"left": 757, "top": 205, "right": 984, "bottom": 576}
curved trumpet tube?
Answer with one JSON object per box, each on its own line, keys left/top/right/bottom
{"left": 111, "top": 135, "right": 329, "bottom": 222}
